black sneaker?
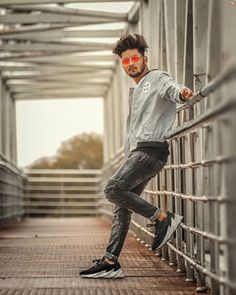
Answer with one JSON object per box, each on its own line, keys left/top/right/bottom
{"left": 150, "top": 212, "right": 183, "bottom": 251}
{"left": 80, "top": 258, "right": 124, "bottom": 279}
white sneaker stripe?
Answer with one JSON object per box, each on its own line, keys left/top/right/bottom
{"left": 80, "top": 267, "right": 124, "bottom": 279}
{"left": 156, "top": 214, "right": 183, "bottom": 250}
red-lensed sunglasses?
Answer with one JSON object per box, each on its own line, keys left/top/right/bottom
{"left": 121, "top": 54, "right": 142, "bottom": 66}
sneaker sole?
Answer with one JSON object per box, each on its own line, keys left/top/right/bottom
{"left": 80, "top": 268, "right": 125, "bottom": 279}
{"left": 153, "top": 214, "right": 183, "bottom": 251}
{"left": 106, "top": 268, "right": 125, "bottom": 278}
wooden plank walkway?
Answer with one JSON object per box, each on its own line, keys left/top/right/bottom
{"left": 0, "top": 218, "right": 197, "bottom": 294}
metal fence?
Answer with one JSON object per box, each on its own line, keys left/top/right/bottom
{"left": 23, "top": 169, "right": 102, "bottom": 217}
{"left": 0, "top": 154, "right": 25, "bottom": 227}
{"left": 99, "top": 1, "right": 236, "bottom": 294}
{"left": 100, "top": 64, "right": 236, "bottom": 294}
{"left": 0, "top": 0, "right": 235, "bottom": 293}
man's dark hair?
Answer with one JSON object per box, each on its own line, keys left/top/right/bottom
{"left": 112, "top": 33, "right": 148, "bottom": 58}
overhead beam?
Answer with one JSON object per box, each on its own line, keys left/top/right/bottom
{"left": 0, "top": 62, "right": 114, "bottom": 72}
{"left": 0, "top": 41, "right": 115, "bottom": 52}
{"left": 2, "top": 62, "right": 114, "bottom": 70}
{"left": 0, "top": 0, "right": 138, "bottom": 4}
{"left": 13, "top": 92, "right": 105, "bottom": 101}
{"left": 0, "top": 49, "right": 111, "bottom": 61}
{"left": 2, "top": 68, "right": 114, "bottom": 79}
{"left": 0, "top": 0, "right": 133, "bottom": 103}
{"left": 6, "top": 71, "right": 112, "bottom": 78}
{"left": 128, "top": 1, "right": 140, "bottom": 23}
{"left": 0, "top": 62, "right": 114, "bottom": 74}
{"left": 11, "top": 85, "right": 107, "bottom": 93}
{"left": 9, "top": 81, "right": 109, "bottom": 90}
{"left": 6, "top": 72, "right": 113, "bottom": 79}
{"left": 2, "top": 72, "right": 114, "bottom": 80}
{"left": 4, "top": 71, "right": 113, "bottom": 80}
{"left": 0, "top": 13, "right": 125, "bottom": 25}
{"left": 3, "top": 74, "right": 109, "bottom": 83}
{"left": 7, "top": 77, "right": 111, "bottom": 84}
{"left": 0, "top": 24, "right": 71, "bottom": 36}
{"left": 0, "top": 28, "right": 123, "bottom": 40}
{"left": 0, "top": 53, "right": 114, "bottom": 62}
{"left": 13, "top": 88, "right": 106, "bottom": 94}
{"left": 0, "top": 52, "right": 115, "bottom": 62}
{"left": 7, "top": 5, "right": 127, "bottom": 19}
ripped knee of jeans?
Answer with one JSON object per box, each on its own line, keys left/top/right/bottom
{"left": 104, "top": 179, "right": 126, "bottom": 203}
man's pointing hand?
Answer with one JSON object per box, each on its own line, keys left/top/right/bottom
{"left": 180, "top": 87, "right": 193, "bottom": 101}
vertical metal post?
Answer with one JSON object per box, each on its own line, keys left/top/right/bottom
{"left": 174, "top": 0, "right": 187, "bottom": 84}
{"left": 168, "top": 142, "right": 177, "bottom": 267}
{"left": 184, "top": 133, "right": 195, "bottom": 282}
{"left": 164, "top": 0, "right": 175, "bottom": 77}
{"left": 173, "top": 137, "right": 185, "bottom": 272}
{"left": 148, "top": 0, "right": 161, "bottom": 68}
{"left": 160, "top": 0, "right": 167, "bottom": 72}
{"left": 194, "top": 128, "right": 207, "bottom": 292}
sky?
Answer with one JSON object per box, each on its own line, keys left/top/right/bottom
{"left": 16, "top": 2, "right": 133, "bottom": 168}
{"left": 16, "top": 98, "right": 103, "bottom": 167}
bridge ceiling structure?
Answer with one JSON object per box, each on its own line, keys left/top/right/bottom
{"left": 0, "top": 0, "right": 140, "bottom": 101}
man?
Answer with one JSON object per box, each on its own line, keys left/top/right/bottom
{"left": 80, "top": 34, "right": 193, "bottom": 279}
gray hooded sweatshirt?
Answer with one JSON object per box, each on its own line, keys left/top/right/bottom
{"left": 124, "top": 69, "right": 185, "bottom": 156}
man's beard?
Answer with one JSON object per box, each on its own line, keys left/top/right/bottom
{"left": 127, "top": 62, "right": 145, "bottom": 78}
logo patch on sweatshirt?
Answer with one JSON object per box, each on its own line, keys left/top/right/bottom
{"left": 143, "top": 81, "right": 151, "bottom": 93}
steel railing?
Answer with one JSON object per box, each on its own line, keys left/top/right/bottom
{"left": 100, "top": 64, "right": 236, "bottom": 293}
{"left": 23, "top": 169, "right": 102, "bottom": 217}
{"left": 0, "top": 154, "right": 25, "bottom": 227}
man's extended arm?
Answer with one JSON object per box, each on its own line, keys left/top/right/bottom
{"left": 158, "top": 72, "right": 193, "bottom": 103}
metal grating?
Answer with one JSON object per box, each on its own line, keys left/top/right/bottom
{"left": 0, "top": 218, "right": 197, "bottom": 294}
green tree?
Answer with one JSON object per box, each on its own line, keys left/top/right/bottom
{"left": 28, "top": 132, "right": 103, "bottom": 169}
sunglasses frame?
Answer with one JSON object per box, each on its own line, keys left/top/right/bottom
{"left": 121, "top": 54, "right": 143, "bottom": 66}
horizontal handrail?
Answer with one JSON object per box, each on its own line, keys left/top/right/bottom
{"left": 167, "top": 96, "right": 236, "bottom": 139}
{"left": 26, "top": 176, "right": 101, "bottom": 183}
{"left": 24, "top": 168, "right": 102, "bottom": 175}
{"left": 177, "top": 63, "right": 236, "bottom": 112}
{"left": 24, "top": 169, "right": 102, "bottom": 217}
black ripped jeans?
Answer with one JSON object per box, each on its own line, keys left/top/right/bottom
{"left": 103, "top": 149, "right": 167, "bottom": 262}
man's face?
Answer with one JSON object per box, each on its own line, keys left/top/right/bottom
{"left": 121, "top": 49, "right": 147, "bottom": 78}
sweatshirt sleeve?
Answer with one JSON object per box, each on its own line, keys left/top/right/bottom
{"left": 157, "top": 71, "right": 186, "bottom": 104}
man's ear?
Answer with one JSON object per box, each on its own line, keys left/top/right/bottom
{"left": 144, "top": 55, "right": 148, "bottom": 64}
